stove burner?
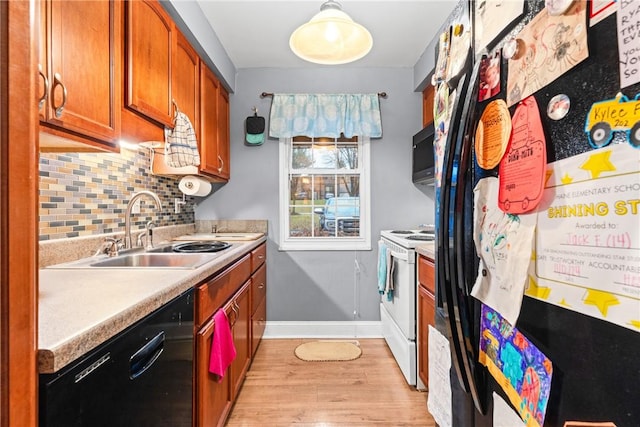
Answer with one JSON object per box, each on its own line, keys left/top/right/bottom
{"left": 172, "top": 241, "right": 231, "bottom": 253}
{"left": 420, "top": 230, "right": 435, "bottom": 234}
{"left": 390, "top": 230, "right": 414, "bottom": 234}
{"left": 405, "top": 234, "right": 435, "bottom": 241}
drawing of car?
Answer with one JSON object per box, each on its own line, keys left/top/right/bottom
{"left": 585, "top": 92, "right": 640, "bottom": 148}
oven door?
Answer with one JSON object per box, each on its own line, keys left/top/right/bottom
{"left": 380, "top": 238, "right": 416, "bottom": 340}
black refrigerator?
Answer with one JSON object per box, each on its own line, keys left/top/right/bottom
{"left": 431, "top": 1, "right": 640, "bottom": 426}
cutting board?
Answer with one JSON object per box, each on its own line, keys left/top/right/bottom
{"left": 173, "top": 232, "right": 264, "bottom": 241}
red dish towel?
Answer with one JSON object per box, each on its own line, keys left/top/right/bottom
{"left": 209, "top": 309, "right": 237, "bottom": 381}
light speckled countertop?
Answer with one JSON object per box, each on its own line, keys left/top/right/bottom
{"left": 415, "top": 242, "right": 436, "bottom": 260}
{"left": 38, "top": 237, "right": 266, "bottom": 374}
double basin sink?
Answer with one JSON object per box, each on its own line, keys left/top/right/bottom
{"left": 48, "top": 241, "right": 233, "bottom": 270}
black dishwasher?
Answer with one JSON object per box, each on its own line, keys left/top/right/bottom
{"left": 39, "top": 289, "right": 194, "bottom": 427}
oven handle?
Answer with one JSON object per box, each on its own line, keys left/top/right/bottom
{"left": 379, "top": 240, "right": 412, "bottom": 262}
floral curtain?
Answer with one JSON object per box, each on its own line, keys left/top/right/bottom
{"left": 268, "top": 93, "right": 382, "bottom": 138}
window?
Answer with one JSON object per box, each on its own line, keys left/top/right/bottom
{"left": 279, "top": 135, "right": 371, "bottom": 250}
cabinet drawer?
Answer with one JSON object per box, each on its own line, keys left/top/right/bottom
{"left": 418, "top": 255, "right": 435, "bottom": 294}
{"left": 251, "top": 263, "right": 266, "bottom": 315}
{"left": 252, "top": 297, "right": 267, "bottom": 357}
{"left": 250, "top": 243, "right": 266, "bottom": 272}
{"left": 196, "top": 254, "right": 251, "bottom": 327}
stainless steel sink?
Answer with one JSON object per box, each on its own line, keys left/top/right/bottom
{"left": 47, "top": 251, "right": 218, "bottom": 269}
{"left": 89, "top": 253, "right": 215, "bottom": 268}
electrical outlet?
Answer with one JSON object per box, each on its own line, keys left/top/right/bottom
{"left": 131, "top": 199, "right": 141, "bottom": 214}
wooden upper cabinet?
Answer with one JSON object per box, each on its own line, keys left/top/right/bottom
{"left": 422, "top": 84, "right": 435, "bottom": 127}
{"left": 39, "top": 0, "right": 121, "bottom": 150}
{"left": 199, "top": 63, "right": 222, "bottom": 179}
{"left": 125, "top": 0, "right": 174, "bottom": 127}
{"left": 172, "top": 30, "right": 200, "bottom": 136}
{"left": 216, "top": 86, "right": 230, "bottom": 180}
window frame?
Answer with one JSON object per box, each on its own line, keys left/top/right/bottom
{"left": 278, "top": 136, "right": 371, "bottom": 251}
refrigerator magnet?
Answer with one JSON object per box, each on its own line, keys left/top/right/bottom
{"left": 475, "top": 99, "right": 512, "bottom": 170}
{"left": 545, "top": 0, "right": 575, "bottom": 16}
{"left": 547, "top": 94, "right": 570, "bottom": 120}
{"left": 479, "top": 51, "right": 502, "bottom": 102}
{"left": 498, "top": 96, "right": 547, "bottom": 214}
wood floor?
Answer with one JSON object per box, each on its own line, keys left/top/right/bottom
{"left": 225, "top": 339, "right": 436, "bottom": 427}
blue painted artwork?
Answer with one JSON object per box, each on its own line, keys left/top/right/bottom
{"left": 479, "top": 304, "right": 553, "bottom": 427}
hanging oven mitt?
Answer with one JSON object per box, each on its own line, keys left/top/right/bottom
{"left": 245, "top": 109, "right": 265, "bottom": 145}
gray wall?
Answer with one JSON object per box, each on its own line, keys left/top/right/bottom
{"left": 164, "top": 0, "right": 236, "bottom": 90}
{"left": 196, "top": 67, "right": 436, "bottom": 322}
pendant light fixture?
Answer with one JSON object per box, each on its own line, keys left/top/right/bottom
{"left": 289, "top": 1, "right": 373, "bottom": 65}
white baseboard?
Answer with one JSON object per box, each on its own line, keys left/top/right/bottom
{"left": 263, "top": 321, "right": 382, "bottom": 339}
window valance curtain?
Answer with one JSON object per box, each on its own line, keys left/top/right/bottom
{"left": 268, "top": 93, "right": 382, "bottom": 138}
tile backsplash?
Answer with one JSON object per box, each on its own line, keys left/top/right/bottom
{"left": 39, "top": 148, "right": 195, "bottom": 241}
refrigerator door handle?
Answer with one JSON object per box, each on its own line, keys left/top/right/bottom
{"left": 451, "top": 57, "right": 487, "bottom": 415}
{"left": 437, "top": 67, "right": 472, "bottom": 394}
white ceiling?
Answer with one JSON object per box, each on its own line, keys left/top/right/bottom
{"left": 196, "top": 0, "right": 457, "bottom": 69}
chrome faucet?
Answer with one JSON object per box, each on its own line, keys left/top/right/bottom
{"left": 136, "top": 221, "right": 156, "bottom": 250}
{"left": 125, "top": 191, "right": 162, "bottom": 249}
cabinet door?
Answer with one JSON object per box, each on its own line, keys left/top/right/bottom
{"left": 172, "top": 30, "right": 199, "bottom": 136}
{"left": 229, "top": 281, "right": 251, "bottom": 401}
{"left": 418, "top": 255, "right": 436, "bottom": 294}
{"left": 195, "top": 315, "right": 232, "bottom": 427}
{"left": 418, "top": 284, "right": 436, "bottom": 389}
{"left": 40, "top": 0, "right": 120, "bottom": 143}
{"left": 216, "top": 85, "right": 230, "bottom": 179}
{"left": 252, "top": 297, "right": 267, "bottom": 357}
{"left": 125, "top": 0, "right": 173, "bottom": 127}
{"left": 199, "top": 64, "right": 222, "bottom": 178}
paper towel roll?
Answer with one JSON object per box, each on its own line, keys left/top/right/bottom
{"left": 179, "top": 175, "right": 212, "bottom": 197}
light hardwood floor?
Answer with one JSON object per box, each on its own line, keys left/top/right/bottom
{"left": 226, "top": 339, "right": 436, "bottom": 427}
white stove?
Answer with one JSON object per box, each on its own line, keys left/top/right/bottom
{"left": 378, "top": 227, "right": 435, "bottom": 391}
{"left": 380, "top": 229, "right": 435, "bottom": 249}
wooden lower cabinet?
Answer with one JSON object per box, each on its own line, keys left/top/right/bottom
{"left": 194, "top": 244, "right": 267, "bottom": 426}
{"left": 417, "top": 254, "right": 436, "bottom": 389}
{"left": 229, "top": 281, "right": 251, "bottom": 401}
{"left": 250, "top": 263, "right": 267, "bottom": 356}
{"left": 196, "top": 315, "right": 232, "bottom": 427}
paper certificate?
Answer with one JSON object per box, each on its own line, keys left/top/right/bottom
{"left": 529, "top": 143, "right": 640, "bottom": 332}
{"left": 618, "top": 0, "right": 640, "bottom": 88}
{"left": 427, "top": 325, "right": 453, "bottom": 427}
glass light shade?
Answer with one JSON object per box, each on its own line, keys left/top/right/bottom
{"left": 289, "top": 3, "right": 373, "bottom": 65}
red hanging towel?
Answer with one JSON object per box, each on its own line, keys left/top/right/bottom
{"left": 209, "top": 308, "right": 237, "bottom": 381}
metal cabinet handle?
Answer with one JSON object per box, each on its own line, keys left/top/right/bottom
{"left": 226, "top": 305, "right": 238, "bottom": 327}
{"left": 232, "top": 301, "right": 240, "bottom": 323}
{"left": 217, "top": 155, "right": 224, "bottom": 173}
{"left": 258, "top": 282, "right": 265, "bottom": 289}
{"left": 38, "top": 64, "right": 48, "bottom": 110}
{"left": 51, "top": 72, "right": 68, "bottom": 118}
